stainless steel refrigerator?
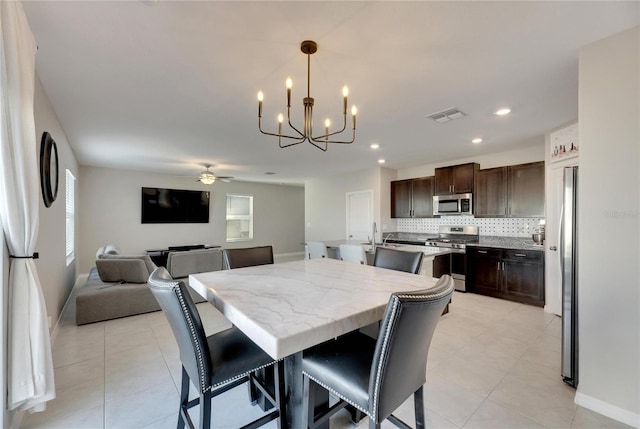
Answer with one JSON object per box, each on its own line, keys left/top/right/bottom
{"left": 561, "top": 166, "right": 579, "bottom": 387}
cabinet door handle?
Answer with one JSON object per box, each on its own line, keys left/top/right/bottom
{"left": 497, "top": 261, "right": 501, "bottom": 271}
{"left": 514, "top": 253, "right": 527, "bottom": 257}
{"left": 502, "top": 261, "right": 505, "bottom": 270}
{"left": 478, "top": 250, "right": 487, "bottom": 254}
{"left": 452, "top": 185, "right": 455, "bottom": 193}
{"left": 504, "top": 207, "right": 507, "bottom": 215}
{"left": 550, "top": 246, "right": 557, "bottom": 251}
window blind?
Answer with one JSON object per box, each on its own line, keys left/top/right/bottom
{"left": 65, "top": 170, "right": 75, "bottom": 260}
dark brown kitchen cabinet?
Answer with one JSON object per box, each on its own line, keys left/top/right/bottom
{"left": 391, "top": 176, "right": 434, "bottom": 218}
{"left": 475, "top": 167, "right": 508, "bottom": 217}
{"left": 508, "top": 162, "right": 545, "bottom": 217}
{"left": 432, "top": 254, "right": 451, "bottom": 278}
{"left": 474, "top": 161, "right": 544, "bottom": 218}
{"left": 467, "top": 246, "right": 544, "bottom": 306}
{"left": 434, "top": 163, "right": 479, "bottom": 195}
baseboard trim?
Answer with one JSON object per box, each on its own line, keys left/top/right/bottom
{"left": 273, "top": 251, "right": 305, "bottom": 262}
{"left": 50, "top": 273, "right": 88, "bottom": 345}
{"left": 575, "top": 391, "right": 640, "bottom": 428}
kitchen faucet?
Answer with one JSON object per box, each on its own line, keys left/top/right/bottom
{"left": 370, "top": 222, "right": 377, "bottom": 248}
{"left": 382, "top": 232, "right": 396, "bottom": 246}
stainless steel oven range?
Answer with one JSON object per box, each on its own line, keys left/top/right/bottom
{"left": 425, "top": 226, "right": 479, "bottom": 291}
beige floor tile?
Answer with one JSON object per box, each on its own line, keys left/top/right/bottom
{"left": 423, "top": 374, "right": 486, "bottom": 427}
{"left": 105, "top": 341, "right": 164, "bottom": 372}
{"left": 21, "top": 378, "right": 104, "bottom": 427}
{"left": 488, "top": 376, "right": 576, "bottom": 428}
{"left": 22, "top": 401, "right": 103, "bottom": 429}
{"left": 104, "top": 314, "right": 152, "bottom": 338}
{"left": 104, "top": 328, "right": 158, "bottom": 356}
{"left": 429, "top": 355, "right": 508, "bottom": 397}
{"left": 52, "top": 334, "right": 104, "bottom": 368}
{"left": 104, "top": 382, "right": 177, "bottom": 429}
{"left": 463, "top": 399, "right": 546, "bottom": 429}
{"left": 54, "top": 356, "right": 104, "bottom": 390}
{"left": 105, "top": 355, "right": 173, "bottom": 402}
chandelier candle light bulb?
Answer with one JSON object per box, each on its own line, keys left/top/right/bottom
{"left": 257, "top": 40, "right": 357, "bottom": 151}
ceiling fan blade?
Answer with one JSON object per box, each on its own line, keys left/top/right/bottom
{"left": 221, "top": 179, "right": 232, "bottom": 183}
{"left": 215, "top": 176, "right": 234, "bottom": 180}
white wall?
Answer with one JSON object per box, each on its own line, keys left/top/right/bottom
{"left": 33, "top": 76, "right": 80, "bottom": 331}
{"left": 305, "top": 167, "right": 394, "bottom": 242}
{"left": 78, "top": 166, "right": 304, "bottom": 273}
{"left": 577, "top": 26, "right": 639, "bottom": 426}
{"left": 397, "top": 140, "right": 544, "bottom": 180}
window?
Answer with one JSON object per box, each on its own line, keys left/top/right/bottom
{"left": 65, "top": 169, "right": 75, "bottom": 265}
{"left": 226, "top": 194, "right": 253, "bottom": 242}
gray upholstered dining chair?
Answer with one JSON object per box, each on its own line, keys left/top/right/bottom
{"left": 306, "top": 241, "right": 328, "bottom": 259}
{"left": 147, "top": 267, "right": 285, "bottom": 429}
{"left": 373, "top": 247, "right": 423, "bottom": 274}
{"left": 223, "top": 245, "right": 274, "bottom": 269}
{"left": 339, "top": 244, "right": 367, "bottom": 264}
{"left": 301, "top": 275, "right": 454, "bottom": 429}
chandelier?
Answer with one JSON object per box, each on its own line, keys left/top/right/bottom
{"left": 257, "top": 40, "right": 357, "bottom": 152}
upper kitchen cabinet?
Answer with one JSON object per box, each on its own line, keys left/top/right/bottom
{"left": 475, "top": 161, "right": 545, "bottom": 217}
{"left": 475, "top": 167, "right": 508, "bottom": 216}
{"left": 508, "top": 162, "right": 545, "bottom": 217}
{"left": 391, "top": 176, "right": 434, "bottom": 218}
{"left": 434, "top": 163, "right": 479, "bottom": 195}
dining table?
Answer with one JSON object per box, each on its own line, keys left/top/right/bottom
{"left": 189, "top": 258, "right": 441, "bottom": 428}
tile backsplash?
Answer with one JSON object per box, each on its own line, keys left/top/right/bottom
{"left": 397, "top": 216, "right": 544, "bottom": 237}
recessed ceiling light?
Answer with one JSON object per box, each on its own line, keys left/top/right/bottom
{"left": 472, "top": 138, "right": 483, "bottom": 144}
{"left": 495, "top": 108, "right": 511, "bottom": 116}
{"left": 378, "top": 159, "right": 386, "bottom": 164}
{"left": 264, "top": 172, "right": 276, "bottom": 175}
{"left": 370, "top": 143, "right": 380, "bottom": 149}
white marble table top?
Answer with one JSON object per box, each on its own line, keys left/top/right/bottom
{"left": 189, "top": 258, "right": 440, "bottom": 359}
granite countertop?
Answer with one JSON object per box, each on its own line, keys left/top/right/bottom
{"left": 468, "top": 236, "right": 545, "bottom": 251}
{"left": 322, "top": 234, "right": 544, "bottom": 253}
{"left": 322, "top": 239, "right": 451, "bottom": 257}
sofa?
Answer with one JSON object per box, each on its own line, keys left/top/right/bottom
{"left": 75, "top": 246, "right": 222, "bottom": 325}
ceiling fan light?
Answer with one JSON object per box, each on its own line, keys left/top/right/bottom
{"left": 199, "top": 172, "right": 216, "bottom": 185}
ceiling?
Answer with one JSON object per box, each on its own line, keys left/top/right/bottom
{"left": 22, "top": 1, "right": 639, "bottom": 185}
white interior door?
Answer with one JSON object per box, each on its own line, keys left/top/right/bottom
{"left": 346, "top": 190, "right": 373, "bottom": 242}
{"left": 546, "top": 164, "right": 573, "bottom": 316}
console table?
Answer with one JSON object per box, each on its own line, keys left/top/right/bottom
{"left": 146, "top": 244, "right": 220, "bottom": 267}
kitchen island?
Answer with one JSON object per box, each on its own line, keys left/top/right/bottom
{"left": 321, "top": 239, "right": 452, "bottom": 277}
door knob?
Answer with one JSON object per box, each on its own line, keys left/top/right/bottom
{"left": 549, "top": 246, "right": 557, "bottom": 251}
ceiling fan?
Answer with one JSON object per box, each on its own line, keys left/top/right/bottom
{"left": 197, "top": 164, "right": 233, "bottom": 185}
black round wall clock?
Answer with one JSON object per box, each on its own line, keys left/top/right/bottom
{"left": 40, "top": 132, "right": 59, "bottom": 208}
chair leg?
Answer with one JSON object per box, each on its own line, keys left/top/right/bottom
{"left": 178, "top": 366, "right": 189, "bottom": 429}
{"left": 414, "top": 385, "right": 425, "bottom": 429}
{"left": 199, "top": 390, "right": 212, "bottom": 429}
{"left": 274, "top": 361, "right": 286, "bottom": 429}
{"left": 302, "top": 375, "right": 314, "bottom": 429}
{"left": 368, "top": 419, "right": 381, "bottom": 429}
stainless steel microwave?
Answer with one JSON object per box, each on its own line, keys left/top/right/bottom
{"left": 433, "top": 193, "right": 473, "bottom": 216}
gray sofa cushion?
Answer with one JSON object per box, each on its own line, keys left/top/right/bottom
{"left": 100, "top": 254, "right": 156, "bottom": 275}
{"left": 96, "top": 259, "right": 149, "bottom": 283}
{"left": 166, "top": 248, "right": 223, "bottom": 279}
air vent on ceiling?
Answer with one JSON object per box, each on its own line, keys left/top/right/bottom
{"left": 427, "top": 107, "right": 466, "bottom": 123}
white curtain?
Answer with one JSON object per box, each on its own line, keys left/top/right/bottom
{"left": 0, "top": 1, "right": 55, "bottom": 412}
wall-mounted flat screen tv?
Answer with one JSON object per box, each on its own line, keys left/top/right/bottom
{"left": 141, "top": 187, "right": 210, "bottom": 224}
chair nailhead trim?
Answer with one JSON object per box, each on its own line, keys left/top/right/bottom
{"left": 302, "top": 372, "right": 370, "bottom": 416}
{"left": 175, "top": 287, "right": 210, "bottom": 393}
{"left": 371, "top": 295, "right": 400, "bottom": 420}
